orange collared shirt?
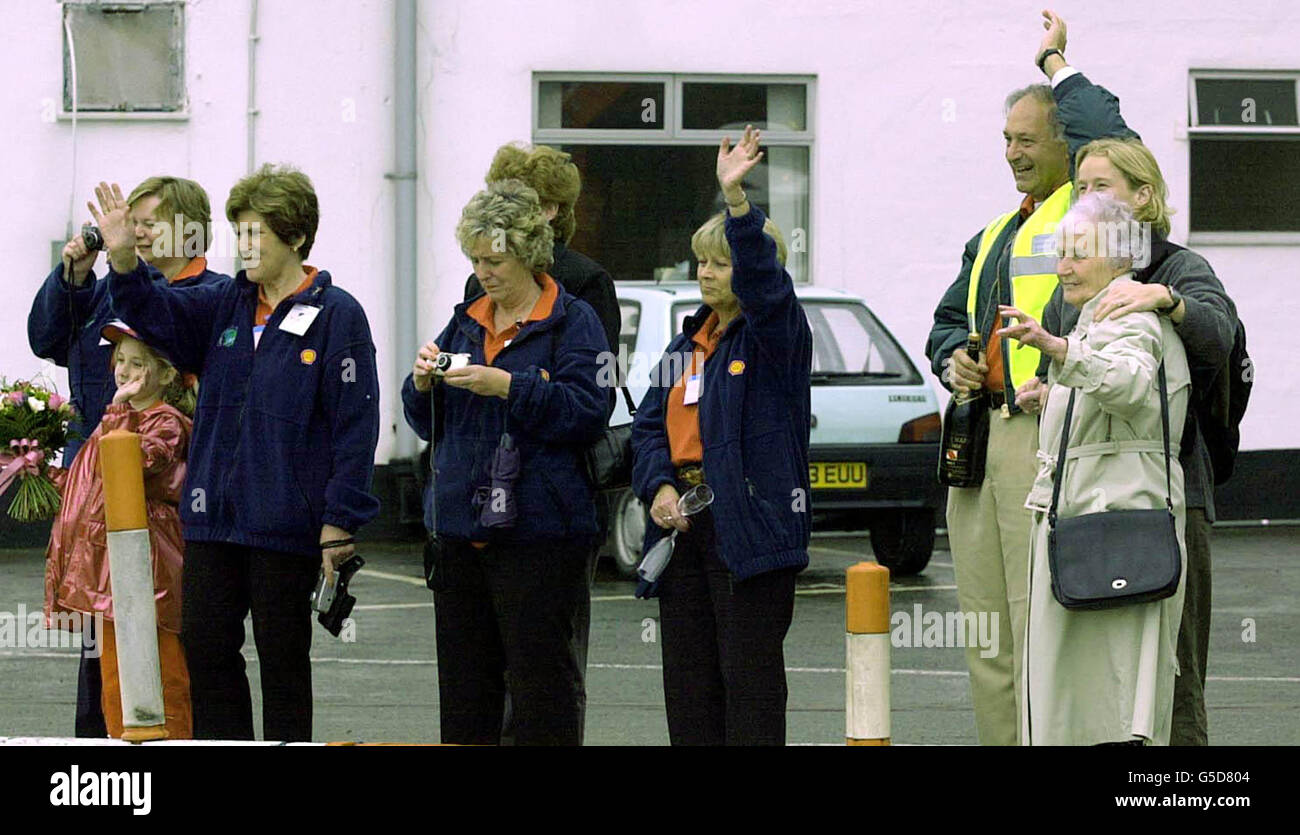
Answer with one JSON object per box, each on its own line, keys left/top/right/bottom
{"left": 465, "top": 274, "right": 559, "bottom": 366}
{"left": 254, "top": 266, "right": 318, "bottom": 349}
{"left": 982, "top": 194, "right": 1040, "bottom": 392}
{"left": 667, "top": 311, "right": 724, "bottom": 466}
{"left": 171, "top": 256, "right": 208, "bottom": 284}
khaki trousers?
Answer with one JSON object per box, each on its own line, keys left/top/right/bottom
{"left": 946, "top": 410, "right": 1038, "bottom": 745}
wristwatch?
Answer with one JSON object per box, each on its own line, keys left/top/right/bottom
{"left": 1157, "top": 286, "right": 1182, "bottom": 316}
{"left": 1036, "top": 48, "right": 1064, "bottom": 72}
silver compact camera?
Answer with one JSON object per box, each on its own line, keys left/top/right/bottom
{"left": 434, "top": 352, "right": 471, "bottom": 375}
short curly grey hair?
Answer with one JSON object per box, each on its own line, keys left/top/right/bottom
{"left": 455, "top": 179, "right": 555, "bottom": 275}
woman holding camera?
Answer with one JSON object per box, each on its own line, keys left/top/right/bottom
{"left": 630, "top": 126, "right": 813, "bottom": 745}
{"left": 402, "top": 179, "right": 607, "bottom": 746}
{"left": 97, "top": 166, "right": 381, "bottom": 742}
{"left": 28, "top": 175, "right": 223, "bottom": 739}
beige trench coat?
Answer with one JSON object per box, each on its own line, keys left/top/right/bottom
{"left": 1020, "top": 275, "right": 1191, "bottom": 745}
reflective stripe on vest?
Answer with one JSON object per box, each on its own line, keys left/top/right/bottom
{"left": 965, "top": 181, "right": 1073, "bottom": 392}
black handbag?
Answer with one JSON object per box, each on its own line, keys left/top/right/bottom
{"left": 1046, "top": 362, "right": 1182, "bottom": 610}
{"left": 583, "top": 386, "right": 637, "bottom": 491}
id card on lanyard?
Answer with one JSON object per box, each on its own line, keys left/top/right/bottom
{"left": 683, "top": 373, "right": 701, "bottom": 406}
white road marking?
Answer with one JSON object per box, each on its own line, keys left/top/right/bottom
{"left": 358, "top": 569, "right": 427, "bottom": 587}
{"left": 1, "top": 651, "right": 1295, "bottom": 684}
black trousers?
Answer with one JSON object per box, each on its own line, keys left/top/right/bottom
{"left": 75, "top": 619, "right": 107, "bottom": 738}
{"left": 1171, "top": 508, "right": 1212, "bottom": 745}
{"left": 657, "top": 504, "right": 797, "bottom": 746}
{"left": 181, "top": 540, "right": 320, "bottom": 741}
{"left": 431, "top": 537, "right": 592, "bottom": 745}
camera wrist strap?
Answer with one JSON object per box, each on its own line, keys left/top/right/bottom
{"left": 429, "top": 384, "right": 438, "bottom": 532}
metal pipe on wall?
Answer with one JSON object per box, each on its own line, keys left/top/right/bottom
{"left": 246, "top": 0, "right": 259, "bottom": 174}
{"left": 391, "top": 0, "right": 419, "bottom": 460}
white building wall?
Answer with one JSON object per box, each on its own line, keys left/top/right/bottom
{"left": 4, "top": 0, "right": 1296, "bottom": 465}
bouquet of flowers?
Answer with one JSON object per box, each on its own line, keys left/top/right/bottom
{"left": 0, "top": 377, "right": 77, "bottom": 522}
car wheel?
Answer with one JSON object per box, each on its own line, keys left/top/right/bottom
{"left": 869, "top": 509, "right": 936, "bottom": 577}
{"left": 609, "top": 488, "right": 646, "bottom": 579}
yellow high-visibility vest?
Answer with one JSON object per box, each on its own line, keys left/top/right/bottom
{"left": 965, "top": 181, "right": 1073, "bottom": 393}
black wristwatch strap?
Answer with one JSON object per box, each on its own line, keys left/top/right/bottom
{"left": 1159, "top": 287, "right": 1182, "bottom": 315}
{"left": 1037, "top": 48, "right": 1064, "bottom": 72}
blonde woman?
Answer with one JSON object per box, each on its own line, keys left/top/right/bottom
{"left": 630, "top": 127, "right": 812, "bottom": 745}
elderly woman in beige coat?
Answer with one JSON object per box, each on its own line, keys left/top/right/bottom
{"left": 997, "top": 192, "right": 1191, "bottom": 745}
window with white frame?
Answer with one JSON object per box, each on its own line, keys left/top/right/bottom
{"left": 533, "top": 74, "right": 814, "bottom": 283}
{"left": 1188, "top": 71, "right": 1300, "bottom": 243}
{"left": 62, "top": 1, "right": 186, "bottom": 115}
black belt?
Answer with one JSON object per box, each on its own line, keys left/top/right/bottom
{"left": 675, "top": 464, "right": 705, "bottom": 486}
{"left": 987, "top": 388, "right": 1007, "bottom": 410}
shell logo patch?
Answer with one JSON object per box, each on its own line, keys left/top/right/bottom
{"left": 728, "top": 360, "right": 746, "bottom": 376}
{"left": 300, "top": 349, "right": 318, "bottom": 365}
{"left": 540, "top": 368, "right": 550, "bottom": 382}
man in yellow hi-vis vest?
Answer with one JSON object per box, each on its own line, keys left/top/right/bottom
{"left": 925, "top": 83, "right": 1072, "bottom": 746}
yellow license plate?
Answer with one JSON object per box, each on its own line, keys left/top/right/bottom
{"left": 809, "top": 462, "right": 868, "bottom": 489}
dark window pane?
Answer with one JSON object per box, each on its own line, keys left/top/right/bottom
{"left": 1195, "top": 79, "right": 1297, "bottom": 127}
{"left": 681, "top": 83, "right": 806, "bottom": 130}
{"left": 561, "top": 145, "right": 809, "bottom": 283}
{"left": 538, "top": 82, "right": 664, "bottom": 129}
{"left": 1190, "top": 137, "right": 1300, "bottom": 231}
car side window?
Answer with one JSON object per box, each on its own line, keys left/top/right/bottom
{"left": 804, "top": 302, "right": 921, "bottom": 382}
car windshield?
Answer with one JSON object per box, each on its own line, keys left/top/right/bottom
{"left": 672, "top": 299, "right": 921, "bottom": 384}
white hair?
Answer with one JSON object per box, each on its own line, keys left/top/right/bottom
{"left": 1058, "top": 191, "right": 1141, "bottom": 270}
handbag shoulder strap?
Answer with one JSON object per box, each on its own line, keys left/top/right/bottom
{"left": 1048, "top": 360, "right": 1172, "bottom": 525}
{"left": 1157, "top": 361, "right": 1172, "bottom": 511}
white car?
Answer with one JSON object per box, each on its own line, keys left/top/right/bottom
{"left": 601, "top": 281, "right": 944, "bottom": 577}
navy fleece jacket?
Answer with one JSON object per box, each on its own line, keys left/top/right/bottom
{"left": 108, "top": 258, "right": 381, "bottom": 558}
{"left": 401, "top": 284, "right": 607, "bottom": 543}
{"left": 631, "top": 207, "right": 813, "bottom": 581}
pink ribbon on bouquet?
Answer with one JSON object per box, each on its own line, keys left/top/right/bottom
{"left": 0, "top": 439, "right": 46, "bottom": 495}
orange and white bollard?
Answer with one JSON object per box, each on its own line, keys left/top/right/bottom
{"left": 845, "top": 561, "right": 891, "bottom": 745}
{"left": 99, "top": 429, "right": 168, "bottom": 742}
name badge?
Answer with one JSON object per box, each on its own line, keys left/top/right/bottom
{"left": 279, "top": 304, "right": 321, "bottom": 336}
{"left": 683, "top": 373, "right": 701, "bottom": 405}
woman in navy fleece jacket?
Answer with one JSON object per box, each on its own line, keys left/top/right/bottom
{"left": 630, "top": 126, "right": 813, "bottom": 745}
{"left": 94, "top": 167, "right": 380, "bottom": 742}
{"left": 402, "top": 179, "right": 606, "bottom": 745}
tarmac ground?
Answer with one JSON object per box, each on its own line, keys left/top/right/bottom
{"left": 1, "top": 526, "right": 1296, "bottom": 745}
